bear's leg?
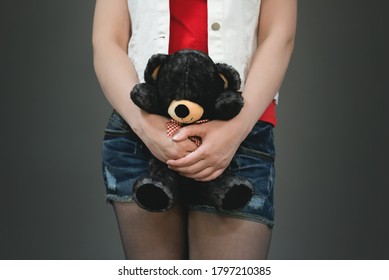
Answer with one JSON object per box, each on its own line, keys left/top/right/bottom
{"left": 133, "top": 158, "right": 178, "bottom": 212}
{"left": 219, "top": 180, "right": 254, "bottom": 211}
{"left": 133, "top": 177, "right": 175, "bottom": 211}
{"left": 198, "top": 174, "right": 254, "bottom": 211}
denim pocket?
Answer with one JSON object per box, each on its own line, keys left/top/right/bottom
{"left": 102, "top": 137, "right": 149, "bottom": 197}
{"left": 102, "top": 111, "right": 148, "bottom": 161}
{"left": 101, "top": 112, "right": 150, "bottom": 197}
{"left": 104, "top": 110, "right": 132, "bottom": 137}
{"left": 237, "top": 121, "right": 275, "bottom": 162}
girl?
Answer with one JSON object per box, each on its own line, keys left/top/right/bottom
{"left": 93, "top": 0, "right": 297, "bottom": 259}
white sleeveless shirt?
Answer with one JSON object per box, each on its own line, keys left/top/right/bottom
{"left": 126, "top": 0, "right": 261, "bottom": 92}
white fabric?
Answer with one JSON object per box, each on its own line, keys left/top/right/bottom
{"left": 126, "top": 0, "right": 278, "bottom": 101}
{"left": 127, "top": 0, "right": 260, "bottom": 87}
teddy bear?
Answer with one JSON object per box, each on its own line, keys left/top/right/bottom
{"left": 130, "top": 49, "right": 254, "bottom": 212}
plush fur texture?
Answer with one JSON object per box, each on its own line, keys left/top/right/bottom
{"left": 130, "top": 49, "right": 254, "bottom": 212}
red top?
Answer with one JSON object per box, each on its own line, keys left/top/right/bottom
{"left": 169, "top": 0, "right": 208, "bottom": 54}
{"left": 169, "top": 0, "right": 276, "bottom": 126}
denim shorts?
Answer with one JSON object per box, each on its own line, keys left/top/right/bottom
{"left": 102, "top": 111, "right": 276, "bottom": 227}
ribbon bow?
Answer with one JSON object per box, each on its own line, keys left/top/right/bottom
{"left": 166, "top": 119, "right": 209, "bottom": 146}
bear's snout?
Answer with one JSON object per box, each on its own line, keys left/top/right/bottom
{"left": 168, "top": 100, "right": 204, "bottom": 124}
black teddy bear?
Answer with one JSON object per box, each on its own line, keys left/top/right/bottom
{"left": 130, "top": 49, "right": 254, "bottom": 212}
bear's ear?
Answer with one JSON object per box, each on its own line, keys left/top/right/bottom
{"left": 144, "top": 54, "right": 169, "bottom": 84}
{"left": 216, "top": 63, "right": 241, "bottom": 91}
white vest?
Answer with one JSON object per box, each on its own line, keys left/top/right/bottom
{"left": 127, "top": 0, "right": 262, "bottom": 92}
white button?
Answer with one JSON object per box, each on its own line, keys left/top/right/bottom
{"left": 211, "top": 22, "right": 221, "bottom": 31}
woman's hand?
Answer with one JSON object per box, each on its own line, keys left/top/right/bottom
{"left": 166, "top": 119, "right": 250, "bottom": 181}
{"left": 136, "top": 112, "right": 199, "bottom": 163}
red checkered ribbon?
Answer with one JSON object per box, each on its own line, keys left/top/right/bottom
{"left": 166, "top": 119, "right": 209, "bottom": 146}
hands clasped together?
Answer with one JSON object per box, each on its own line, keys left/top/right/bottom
{"left": 139, "top": 114, "right": 245, "bottom": 182}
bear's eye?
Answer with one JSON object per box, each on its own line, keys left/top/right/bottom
{"left": 174, "top": 104, "right": 190, "bottom": 118}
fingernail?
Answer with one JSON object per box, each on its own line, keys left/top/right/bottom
{"left": 172, "top": 133, "right": 180, "bottom": 140}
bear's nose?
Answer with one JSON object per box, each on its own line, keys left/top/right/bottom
{"left": 174, "top": 104, "right": 190, "bottom": 118}
{"left": 168, "top": 100, "right": 204, "bottom": 124}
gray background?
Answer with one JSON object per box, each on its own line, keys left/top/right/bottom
{"left": 1, "top": 1, "right": 387, "bottom": 259}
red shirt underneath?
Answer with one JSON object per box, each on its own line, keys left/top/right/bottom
{"left": 169, "top": 0, "right": 276, "bottom": 126}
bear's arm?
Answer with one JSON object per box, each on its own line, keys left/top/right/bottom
{"left": 214, "top": 90, "right": 244, "bottom": 120}
{"left": 130, "top": 83, "right": 162, "bottom": 115}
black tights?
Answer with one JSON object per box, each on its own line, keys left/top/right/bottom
{"left": 113, "top": 202, "right": 272, "bottom": 260}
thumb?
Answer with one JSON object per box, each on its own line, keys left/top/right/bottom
{"left": 172, "top": 124, "right": 205, "bottom": 142}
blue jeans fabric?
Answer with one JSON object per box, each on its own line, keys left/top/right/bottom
{"left": 102, "top": 111, "right": 276, "bottom": 227}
